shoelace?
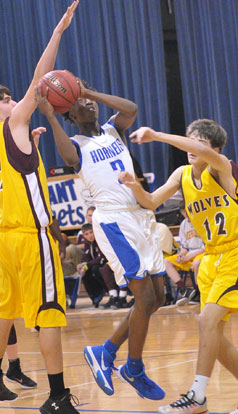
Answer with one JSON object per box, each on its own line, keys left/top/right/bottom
{"left": 171, "top": 393, "right": 196, "bottom": 408}
{"left": 123, "top": 368, "right": 154, "bottom": 390}
{"left": 140, "top": 374, "right": 155, "bottom": 389}
{"left": 109, "top": 362, "right": 117, "bottom": 376}
{"left": 70, "top": 393, "right": 80, "bottom": 406}
{"left": 62, "top": 392, "right": 79, "bottom": 407}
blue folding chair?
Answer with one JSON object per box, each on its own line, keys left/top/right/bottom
{"left": 64, "top": 274, "right": 81, "bottom": 309}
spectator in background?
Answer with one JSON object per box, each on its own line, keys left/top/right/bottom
{"left": 61, "top": 243, "right": 83, "bottom": 278}
{"left": 60, "top": 207, "right": 97, "bottom": 279}
{"left": 77, "top": 224, "right": 107, "bottom": 307}
{"left": 156, "top": 222, "right": 179, "bottom": 257}
{"left": 60, "top": 206, "right": 96, "bottom": 277}
{"left": 164, "top": 203, "right": 204, "bottom": 306}
{"left": 61, "top": 233, "right": 71, "bottom": 247}
{"left": 99, "top": 263, "right": 134, "bottom": 310}
{"left": 76, "top": 206, "right": 95, "bottom": 249}
{"left": 156, "top": 222, "right": 179, "bottom": 306}
{"left": 49, "top": 216, "right": 81, "bottom": 278}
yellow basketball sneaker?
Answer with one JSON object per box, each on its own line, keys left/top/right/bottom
{"left": 157, "top": 391, "right": 208, "bottom": 413}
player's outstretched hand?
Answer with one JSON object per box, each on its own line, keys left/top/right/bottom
{"left": 31, "top": 127, "right": 47, "bottom": 147}
{"left": 129, "top": 126, "right": 157, "bottom": 144}
{"left": 55, "top": 0, "right": 79, "bottom": 35}
{"left": 35, "top": 86, "right": 55, "bottom": 118}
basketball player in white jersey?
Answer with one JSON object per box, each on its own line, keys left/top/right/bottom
{"left": 36, "top": 80, "right": 166, "bottom": 400}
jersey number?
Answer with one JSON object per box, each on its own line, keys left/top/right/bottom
{"left": 203, "top": 212, "right": 227, "bottom": 241}
{"left": 110, "top": 160, "right": 125, "bottom": 184}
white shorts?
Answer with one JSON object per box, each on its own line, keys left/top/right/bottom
{"left": 92, "top": 206, "right": 165, "bottom": 287}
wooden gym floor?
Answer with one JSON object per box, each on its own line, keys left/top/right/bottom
{"left": 0, "top": 296, "right": 237, "bottom": 414}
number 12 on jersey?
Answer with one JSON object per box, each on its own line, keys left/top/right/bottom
{"left": 203, "top": 212, "right": 227, "bottom": 241}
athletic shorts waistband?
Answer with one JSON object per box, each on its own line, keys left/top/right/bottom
{"left": 96, "top": 204, "right": 140, "bottom": 213}
{"left": 205, "top": 239, "right": 238, "bottom": 254}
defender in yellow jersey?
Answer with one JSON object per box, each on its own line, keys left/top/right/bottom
{"left": 120, "top": 119, "right": 238, "bottom": 413}
{"left": 0, "top": 2, "right": 79, "bottom": 413}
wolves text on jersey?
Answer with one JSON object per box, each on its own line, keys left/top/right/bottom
{"left": 187, "top": 194, "right": 230, "bottom": 216}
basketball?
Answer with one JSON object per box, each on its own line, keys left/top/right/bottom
{"left": 39, "top": 70, "right": 81, "bottom": 113}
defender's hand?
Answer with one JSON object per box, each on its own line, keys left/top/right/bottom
{"left": 35, "top": 85, "right": 55, "bottom": 118}
{"left": 129, "top": 127, "right": 157, "bottom": 144}
{"left": 55, "top": 0, "right": 79, "bottom": 35}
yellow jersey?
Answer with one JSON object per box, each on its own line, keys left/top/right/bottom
{"left": 181, "top": 165, "right": 238, "bottom": 253}
{"left": 0, "top": 118, "right": 52, "bottom": 231}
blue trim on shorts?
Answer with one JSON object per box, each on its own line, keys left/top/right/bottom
{"left": 100, "top": 221, "right": 140, "bottom": 279}
{"left": 150, "top": 271, "right": 166, "bottom": 277}
{"left": 120, "top": 270, "right": 148, "bottom": 287}
{"left": 120, "top": 270, "right": 165, "bottom": 288}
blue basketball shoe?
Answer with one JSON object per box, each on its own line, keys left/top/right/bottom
{"left": 116, "top": 363, "right": 165, "bottom": 400}
{"left": 84, "top": 345, "right": 115, "bottom": 396}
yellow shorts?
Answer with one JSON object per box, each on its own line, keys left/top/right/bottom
{"left": 198, "top": 248, "right": 238, "bottom": 321}
{"left": 165, "top": 253, "right": 192, "bottom": 272}
{"left": 0, "top": 228, "right": 66, "bottom": 328}
{"left": 192, "top": 252, "right": 205, "bottom": 263}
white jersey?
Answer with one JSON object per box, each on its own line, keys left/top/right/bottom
{"left": 71, "top": 122, "right": 138, "bottom": 208}
{"left": 179, "top": 218, "right": 204, "bottom": 253}
{"left": 70, "top": 121, "right": 165, "bottom": 285}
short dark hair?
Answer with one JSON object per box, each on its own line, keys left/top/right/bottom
{"left": 186, "top": 119, "right": 227, "bottom": 151}
{"left": 87, "top": 206, "right": 95, "bottom": 214}
{"left": 178, "top": 200, "right": 185, "bottom": 210}
{"left": 0, "top": 85, "right": 11, "bottom": 101}
{"left": 62, "top": 79, "right": 96, "bottom": 123}
{"left": 82, "top": 223, "right": 93, "bottom": 233}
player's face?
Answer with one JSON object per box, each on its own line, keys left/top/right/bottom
{"left": 69, "top": 98, "right": 99, "bottom": 125}
{"left": 83, "top": 229, "right": 95, "bottom": 242}
{"left": 86, "top": 209, "right": 94, "bottom": 224}
{"left": 187, "top": 132, "right": 211, "bottom": 165}
{"left": 0, "top": 94, "right": 17, "bottom": 121}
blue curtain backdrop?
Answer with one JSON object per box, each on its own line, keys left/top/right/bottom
{"left": 0, "top": 0, "right": 169, "bottom": 187}
{"left": 174, "top": 0, "right": 238, "bottom": 162}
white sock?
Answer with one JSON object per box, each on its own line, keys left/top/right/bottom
{"left": 190, "top": 375, "right": 209, "bottom": 403}
{"left": 109, "top": 289, "right": 118, "bottom": 298}
{"left": 119, "top": 290, "right": 127, "bottom": 298}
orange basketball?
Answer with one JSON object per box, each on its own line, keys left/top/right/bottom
{"left": 39, "top": 70, "right": 81, "bottom": 113}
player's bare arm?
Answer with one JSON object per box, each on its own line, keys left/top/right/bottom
{"left": 9, "top": 0, "right": 79, "bottom": 154}
{"left": 119, "top": 165, "right": 182, "bottom": 210}
{"left": 130, "top": 127, "right": 235, "bottom": 196}
{"left": 36, "top": 88, "right": 80, "bottom": 170}
{"left": 130, "top": 127, "right": 231, "bottom": 174}
{"left": 82, "top": 85, "right": 137, "bottom": 134}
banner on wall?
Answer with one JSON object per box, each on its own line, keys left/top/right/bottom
{"left": 47, "top": 174, "right": 94, "bottom": 230}
{"left": 47, "top": 172, "right": 156, "bottom": 230}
